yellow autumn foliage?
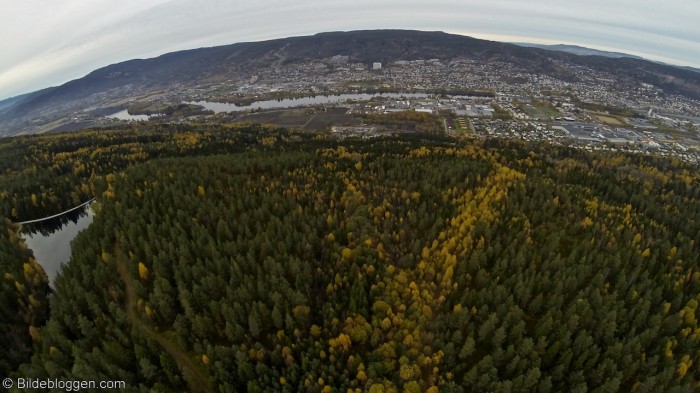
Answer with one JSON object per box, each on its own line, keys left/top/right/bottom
{"left": 138, "top": 262, "right": 149, "bottom": 280}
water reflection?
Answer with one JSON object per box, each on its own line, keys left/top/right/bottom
{"left": 22, "top": 202, "right": 95, "bottom": 286}
{"left": 22, "top": 203, "right": 92, "bottom": 236}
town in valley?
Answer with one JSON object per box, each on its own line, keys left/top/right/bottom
{"left": 14, "top": 55, "right": 700, "bottom": 164}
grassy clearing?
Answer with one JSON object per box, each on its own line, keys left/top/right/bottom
{"left": 454, "top": 116, "right": 472, "bottom": 134}
{"left": 232, "top": 107, "right": 359, "bottom": 130}
{"left": 591, "top": 113, "right": 627, "bottom": 126}
{"left": 520, "top": 104, "right": 559, "bottom": 118}
{"left": 233, "top": 109, "right": 311, "bottom": 127}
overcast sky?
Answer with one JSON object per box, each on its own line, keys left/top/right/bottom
{"left": 1, "top": 0, "right": 698, "bottom": 100}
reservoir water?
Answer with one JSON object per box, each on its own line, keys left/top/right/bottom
{"left": 21, "top": 202, "right": 95, "bottom": 286}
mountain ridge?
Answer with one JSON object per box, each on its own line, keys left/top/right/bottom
{"left": 512, "top": 42, "right": 644, "bottom": 59}
{"left": 2, "top": 29, "right": 700, "bottom": 135}
{"left": 514, "top": 42, "right": 700, "bottom": 73}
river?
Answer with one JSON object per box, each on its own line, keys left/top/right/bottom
{"left": 189, "top": 92, "right": 431, "bottom": 113}
{"left": 20, "top": 201, "right": 95, "bottom": 286}
{"left": 107, "top": 109, "right": 150, "bottom": 121}
{"left": 105, "top": 93, "right": 431, "bottom": 120}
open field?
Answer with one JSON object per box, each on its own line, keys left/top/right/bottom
{"left": 453, "top": 116, "right": 473, "bottom": 134}
{"left": 106, "top": 92, "right": 165, "bottom": 107}
{"left": 343, "top": 79, "right": 389, "bottom": 91}
{"left": 232, "top": 109, "right": 312, "bottom": 127}
{"left": 304, "top": 107, "right": 360, "bottom": 130}
{"left": 520, "top": 104, "right": 559, "bottom": 118}
{"left": 231, "top": 107, "right": 359, "bottom": 130}
{"left": 591, "top": 112, "right": 627, "bottom": 126}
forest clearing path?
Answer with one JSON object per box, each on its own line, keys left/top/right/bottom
{"left": 114, "top": 247, "right": 212, "bottom": 393}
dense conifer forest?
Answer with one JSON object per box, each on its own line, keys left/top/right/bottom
{"left": 1, "top": 124, "right": 699, "bottom": 392}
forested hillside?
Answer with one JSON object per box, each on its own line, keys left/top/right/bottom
{"left": 0, "top": 217, "right": 50, "bottom": 377}
{"left": 1, "top": 126, "right": 700, "bottom": 392}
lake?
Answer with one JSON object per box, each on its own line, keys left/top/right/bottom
{"left": 107, "top": 109, "right": 150, "bottom": 121}
{"left": 190, "top": 92, "right": 430, "bottom": 113}
{"left": 21, "top": 202, "right": 95, "bottom": 286}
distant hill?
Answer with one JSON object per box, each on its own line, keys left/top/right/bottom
{"left": 513, "top": 43, "right": 644, "bottom": 59}
{"left": 514, "top": 42, "right": 700, "bottom": 73}
{"left": 0, "top": 92, "right": 39, "bottom": 113}
{"left": 2, "top": 30, "right": 700, "bottom": 135}
{"left": 678, "top": 65, "right": 700, "bottom": 74}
